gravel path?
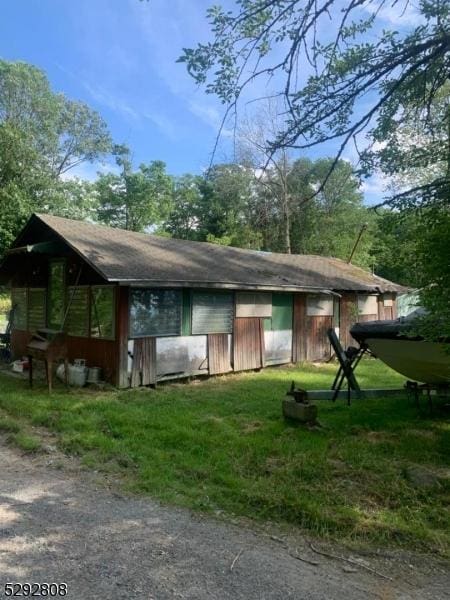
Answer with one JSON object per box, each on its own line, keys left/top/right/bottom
{"left": 0, "top": 437, "right": 448, "bottom": 600}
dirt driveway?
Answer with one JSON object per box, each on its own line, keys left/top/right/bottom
{"left": 0, "top": 437, "right": 448, "bottom": 600}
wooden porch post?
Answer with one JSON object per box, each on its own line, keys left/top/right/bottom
{"left": 116, "top": 286, "right": 129, "bottom": 388}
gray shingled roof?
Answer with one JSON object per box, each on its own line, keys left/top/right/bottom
{"left": 31, "top": 213, "right": 403, "bottom": 293}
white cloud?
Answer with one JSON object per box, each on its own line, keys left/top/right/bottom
{"left": 82, "top": 81, "right": 140, "bottom": 122}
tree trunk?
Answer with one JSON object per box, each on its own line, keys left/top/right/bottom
{"left": 282, "top": 186, "right": 291, "bottom": 254}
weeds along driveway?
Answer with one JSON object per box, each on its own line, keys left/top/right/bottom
{"left": 0, "top": 438, "right": 449, "bottom": 600}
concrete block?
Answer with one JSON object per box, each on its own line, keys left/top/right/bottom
{"left": 282, "top": 397, "right": 318, "bottom": 423}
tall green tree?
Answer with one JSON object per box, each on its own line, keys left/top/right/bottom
{"left": 371, "top": 210, "right": 422, "bottom": 287}
{"left": 163, "top": 174, "right": 203, "bottom": 240}
{"left": 0, "top": 60, "right": 112, "bottom": 255}
{"left": 96, "top": 145, "right": 173, "bottom": 231}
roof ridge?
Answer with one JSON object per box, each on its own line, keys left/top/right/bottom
{"left": 30, "top": 213, "right": 406, "bottom": 292}
{"left": 33, "top": 214, "right": 367, "bottom": 266}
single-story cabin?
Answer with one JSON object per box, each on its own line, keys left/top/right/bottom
{"left": 0, "top": 213, "right": 405, "bottom": 388}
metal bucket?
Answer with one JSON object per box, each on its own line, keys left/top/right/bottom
{"left": 87, "top": 367, "right": 101, "bottom": 384}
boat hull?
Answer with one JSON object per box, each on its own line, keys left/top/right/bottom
{"left": 364, "top": 338, "right": 450, "bottom": 384}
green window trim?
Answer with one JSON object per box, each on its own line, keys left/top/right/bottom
{"left": 129, "top": 288, "right": 182, "bottom": 338}
{"left": 182, "top": 289, "right": 191, "bottom": 336}
{"left": 91, "top": 286, "right": 116, "bottom": 340}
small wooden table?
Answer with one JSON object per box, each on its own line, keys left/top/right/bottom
{"left": 27, "top": 329, "right": 68, "bottom": 393}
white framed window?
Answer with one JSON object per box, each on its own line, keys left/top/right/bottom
{"left": 383, "top": 294, "right": 393, "bottom": 307}
{"left": 235, "top": 292, "right": 272, "bottom": 318}
{"left": 358, "top": 294, "right": 378, "bottom": 315}
{"left": 306, "top": 294, "right": 334, "bottom": 317}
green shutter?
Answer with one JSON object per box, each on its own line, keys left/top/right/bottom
{"left": 263, "top": 317, "right": 272, "bottom": 331}
{"left": 66, "top": 287, "right": 89, "bottom": 337}
{"left": 11, "top": 288, "right": 27, "bottom": 330}
{"left": 182, "top": 289, "right": 191, "bottom": 336}
{"left": 192, "top": 292, "right": 233, "bottom": 334}
{"left": 28, "top": 289, "right": 46, "bottom": 331}
{"left": 271, "top": 293, "right": 293, "bottom": 331}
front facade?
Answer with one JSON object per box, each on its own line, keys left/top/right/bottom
{"left": 0, "top": 214, "right": 403, "bottom": 388}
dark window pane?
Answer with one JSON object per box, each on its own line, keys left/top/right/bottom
{"left": 11, "top": 288, "right": 27, "bottom": 330}
{"left": 28, "top": 289, "right": 46, "bottom": 331}
{"left": 129, "top": 289, "right": 181, "bottom": 337}
{"left": 192, "top": 292, "right": 233, "bottom": 334}
{"left": 48, "top": 261, "right": 65, "bottom": 329}
{"left": 91, "top": 287, "right": 115, "bottom": 339}
{"left": 66, "top": 287, "right": 89, "bottom": 337}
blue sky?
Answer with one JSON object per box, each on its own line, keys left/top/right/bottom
{"left": 1, "top": 0, "right": 420, "bottom": 203}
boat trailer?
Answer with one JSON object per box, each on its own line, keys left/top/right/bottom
{"left": 284, "top": 329, "right": 405, "bottom": 416}
{"left": 284, "top": 328, "right": 449, "bottom": 413}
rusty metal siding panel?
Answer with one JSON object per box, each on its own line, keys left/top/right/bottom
{"left": 233, "top": 317, "right": 263, "bottom": 372}
{"left": 141, "top": 338, "right": 157, "bottom": 385}
{"left": 207, "top": 333, "right": 231, "bottom": 375}
{"left": 306, "top": 316, "right": 332, "bottom": 361}
{"left": 339, "top": 292, "right": 358, "bottom": 350}
{"left": 130, "top": 337, "right": 157, "bottom": 387}
{"left": 67, "top": 336, "right": 118, "bottom": 384}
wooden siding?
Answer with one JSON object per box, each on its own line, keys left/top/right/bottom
{"left": 306, "top": 315, "right": 332, "bottom": 361}
{"left": 339, "top": 292, "right": 358, "bottom": 350}
{"left": 377, "top": 295, "right": 385, "bottom": 321}
{"left": 207, "top": 333, "right": 231, "bottom": 375}
{"left": 233, "top": 317, "right": 264, "bottom": 371}
{"left": 293, "top": 293, "right": 333, "bottom": 362}
{"left": 130, "top": 337, "right": 157, "bottom": 387}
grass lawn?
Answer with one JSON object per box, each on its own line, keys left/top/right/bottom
{"left": 0, "top": 359, "right": 449, "bottom": 557}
